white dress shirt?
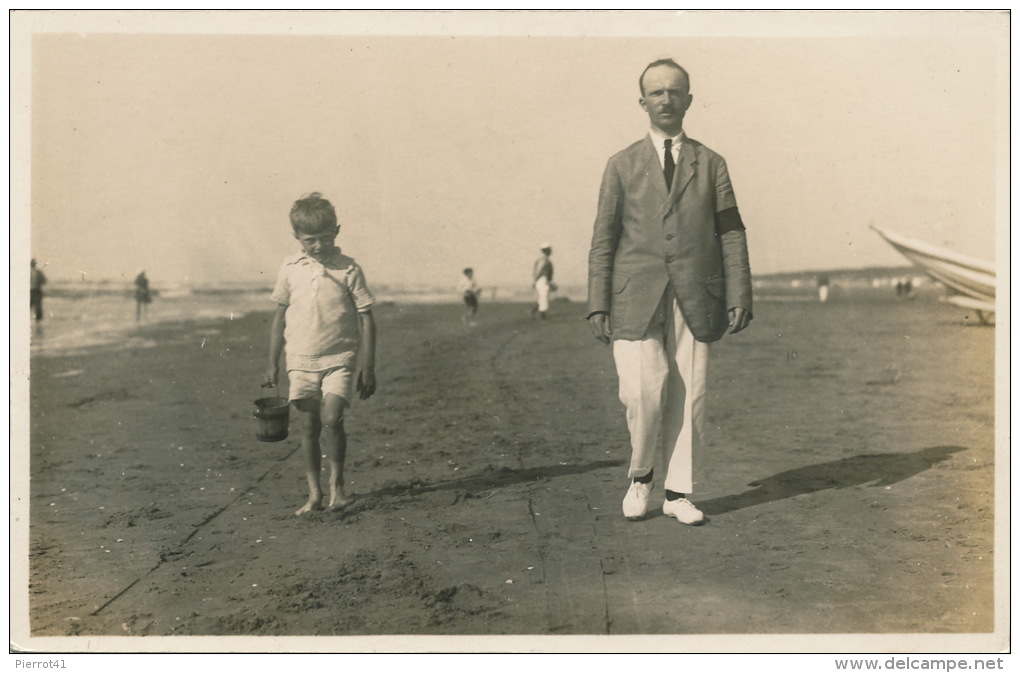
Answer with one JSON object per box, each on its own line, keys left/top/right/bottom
{"left": 648, "top": 128, "right": 684, "bottom": 170}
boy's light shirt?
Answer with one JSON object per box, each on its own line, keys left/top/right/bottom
{"left": 271, "top": 247, "right": 375, "bottom": 372}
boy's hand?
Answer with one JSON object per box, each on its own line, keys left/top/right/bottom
{"left": 357, "top": 369, "right": 377, "bottom": 400}
{"left": 264, "top": 366, "right": 278, "bottom": 388}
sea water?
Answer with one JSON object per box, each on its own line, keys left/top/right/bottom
{"left": 23, "top": 281, "right": 560, "bottom": 358}
{"left": 25, "top": 285, "right": 277, "bottom": 358}
{"left": 26, "top": 273, "right": 926, "bottom": 359}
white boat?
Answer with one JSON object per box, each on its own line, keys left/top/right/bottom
{"left": 871, "top": 225, "right": 996, "bottom": 322}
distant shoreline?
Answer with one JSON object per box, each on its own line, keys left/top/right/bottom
{"left": 28, "top": 277, "right": 950, "bottom": 362}
{"left": 34, "top": 265, "right": 927, "bottom": 297}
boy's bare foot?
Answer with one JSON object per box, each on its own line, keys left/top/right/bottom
{"left": 326, "top": 476, "right": 349, "bottom": 511}
{"left": 327, "top": 494, "right": 351, "bottom": 511}
{"left": 327, "top": 483, "right": 351, "bottom": 510}
{"left": 295, "top": 496, "right": 324, "bottom": 516}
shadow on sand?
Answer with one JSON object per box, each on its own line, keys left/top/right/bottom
{"left": 699, "top": 445, "right": 966, "bottom": 516}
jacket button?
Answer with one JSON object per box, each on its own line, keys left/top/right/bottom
{"left": 665, "top": 233, "right": 675, "bottom": 241}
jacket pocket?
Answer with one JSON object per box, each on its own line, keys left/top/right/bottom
{"left": 704, "top": 276, "right": 726, "bottom": 298}
{"left": 612, "top": 272, "right": 630, "bottom": 294}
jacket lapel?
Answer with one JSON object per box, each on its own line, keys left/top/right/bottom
{"left": 640, "top": 135, "right": 669, "bottom": 202}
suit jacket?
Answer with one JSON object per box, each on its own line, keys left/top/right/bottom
{"left": 587, "top": 134, "right": 753, "bottom": 342}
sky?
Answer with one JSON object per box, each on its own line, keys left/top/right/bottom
{"left": 15, "top": 10, "right": 1008, "bottom": 292}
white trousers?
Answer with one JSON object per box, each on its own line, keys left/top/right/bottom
{"left": 612, "top": 291, "right": 709, "bottom": 494}
{"left": 535, "top": 277, "right": 551, "bottom": 312}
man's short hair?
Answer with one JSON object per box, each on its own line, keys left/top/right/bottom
{"left": 290, "top": 192, "right": 338, "bottom": 233}
{"left": 639, "top": 58, "right": 691, "bottom": 95}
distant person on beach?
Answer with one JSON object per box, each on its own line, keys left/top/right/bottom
{"left": 134, "top": 270, "right": 151, "bottom": 322}
{"left": 458, "top": 267, "right": 481, "bottom": 325}
{"left": 817, "top": 274, "right": 830, "bottom": 303}
{"left": 586, "top": 58, "right": 753, "bottom": 526}
{"left": 266, "top": 192, "right": 377, "bottom": 516}
{"left": 30, "top": 258, "right": 46, "bottom": 322}
{"left": 531, "top": 243, "right": 556, "bottom": 320}
{"left": 896, "top": 277, "right": 913, "bottom": 298}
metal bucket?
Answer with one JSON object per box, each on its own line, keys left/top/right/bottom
{"left": 253, "top": 394, "right": 289, "bottom": 442}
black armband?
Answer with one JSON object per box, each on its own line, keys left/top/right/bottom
{"left": 715, "top": 206, "right": 745, "bottom": 236}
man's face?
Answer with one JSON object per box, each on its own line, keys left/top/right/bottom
{"left": 639, "top": 65, "right": 692, "bottom": 136}
{"left": 294, "top": 225, "right": 339, "bottom": 262}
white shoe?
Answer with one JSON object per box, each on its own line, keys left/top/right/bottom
{"left": 662, "top": 497, "right": 705, "bottom": 525}
{"left": 622, "top": 480, "right": 653, "bottom": 520}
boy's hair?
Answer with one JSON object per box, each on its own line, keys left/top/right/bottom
{"left": 463, "top": 267, "right": 473, "bottom": 275}
{"left": 290, "top": 192, "right": 338, "bottom": 233}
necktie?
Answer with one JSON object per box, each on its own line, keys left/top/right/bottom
{"left": 663, "top": 138, "right": 676, "bottom": 191}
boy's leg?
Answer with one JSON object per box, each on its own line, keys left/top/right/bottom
{"left": 292, "top": 397, "right": 324, "bottom": 515}
{"left": 320, "top": 393, "right": 350, "bottom": 510}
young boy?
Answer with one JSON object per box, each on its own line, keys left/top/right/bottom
{"left": 265, "top": 192, "right": 377, "bottom": 516}
{"left": 458, "top": 267, "right": 480, "bottom": 325}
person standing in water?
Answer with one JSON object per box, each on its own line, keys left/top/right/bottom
{"left": 134, "top": 270, "right": 151, "bottom": 322}
{"left": 30, "top": 259, "right": 46, "bottom": 323}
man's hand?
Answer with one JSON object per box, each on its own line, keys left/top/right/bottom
{"left": 264, "top": 365, "right": 278, "bottom": 388}
{"left": 588, "top": 312, "right": 612, "bottom": 345}
{"left": 728, "top": 307, "right": 751, "bottom": 334}
{"left": 357, "top": 369, "right": 377, "bottom": 400}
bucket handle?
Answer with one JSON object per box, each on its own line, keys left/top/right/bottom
{"left": 258, "top": 381, "right": 288, "bottom": 402}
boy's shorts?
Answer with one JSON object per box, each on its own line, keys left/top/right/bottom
{"left": 288, "top": 367, "right": 354, "bottom": 403}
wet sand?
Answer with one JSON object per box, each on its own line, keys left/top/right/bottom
{"left": 20, "top": 293, "right": 1000, "bottom": 651}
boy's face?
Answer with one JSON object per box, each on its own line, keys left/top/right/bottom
{"left": 294, "top": 225, "right": 339, "bottom": 262}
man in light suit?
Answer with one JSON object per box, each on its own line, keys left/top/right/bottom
{"left": 587, "top": 59, "right": 752, "bottom": 525}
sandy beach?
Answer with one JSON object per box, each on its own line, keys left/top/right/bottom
{"left": 20, "top": 290, "right": 999, "bottom": 650}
